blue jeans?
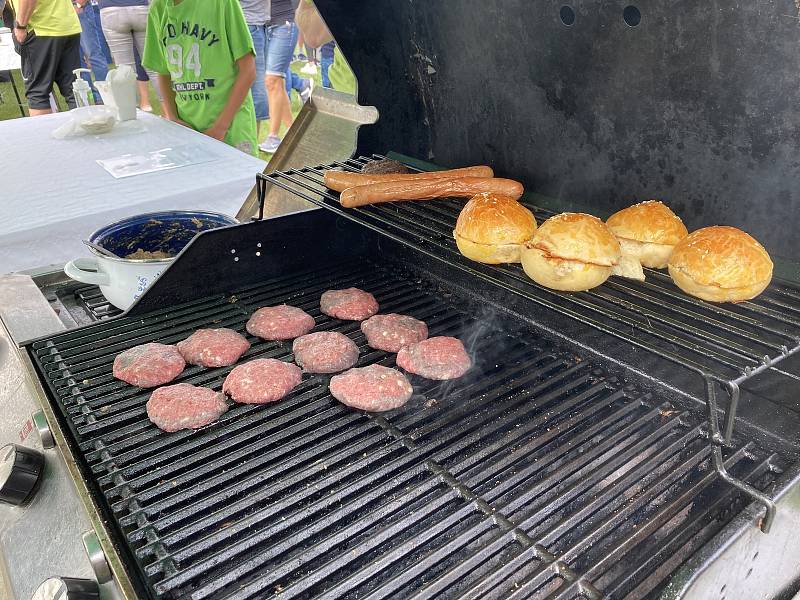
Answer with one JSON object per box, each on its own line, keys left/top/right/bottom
{"left": 249, "top": 22, "right": 309, "bottom": 121}
{"left": 248, "top": 23, "right": 269, "bottom": 121}
{"left": 285, "top": 23, "right": 309, "bottom": 97}
{"left": 78, "top": 3, "right": 110, "bottom": 98}
{"left": 320, "top": 41, "right": 334, "bottom": 88}
{"left": 266, "top": 22, "right": 294, "bottom": 77}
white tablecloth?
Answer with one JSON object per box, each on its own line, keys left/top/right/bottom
{"left": 0, "top": 111, "right": 265, "bottom": 273}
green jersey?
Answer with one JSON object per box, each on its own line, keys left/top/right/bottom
{"left": 143, "top": 0, "right": 258, "bottom": 156}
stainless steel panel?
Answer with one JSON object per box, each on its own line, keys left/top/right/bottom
{"left": 0, "top": 274, "right": 124, "bottom": 600}
{"left": 237, "top": 87, "right": 378, "bottom": 220}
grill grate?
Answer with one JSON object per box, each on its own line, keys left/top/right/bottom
{"left": 74, "top": 285, "right": 123, "bottom": 320}
{"left": 30, "top": 258, "right": 784, "bottom": 599}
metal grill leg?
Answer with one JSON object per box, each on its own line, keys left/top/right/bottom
{"left": 704, "top": 377, "right": 776, "bottom": 533}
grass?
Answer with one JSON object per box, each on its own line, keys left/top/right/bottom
{"left": 0, "top": 60, "right": 323, "bottom": 161}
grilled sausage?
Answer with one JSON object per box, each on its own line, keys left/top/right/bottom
{"left": 324, "top": 165, "right": 494, "bottom": 192}
{"left": 339, "top": 177, "right": 524, "bottom": 208}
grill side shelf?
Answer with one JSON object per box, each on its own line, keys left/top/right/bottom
{"left": 259, "top": 156, "right": 800, "bottom": 533}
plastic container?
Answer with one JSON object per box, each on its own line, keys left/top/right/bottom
{"left": 71, "top": 105, "right": 118, "bottom": 135}
{"left": 63, "top": 211, "right": 239, "bottom": 310}
{"left": 96, "top": 65, "right": 137, "bottom": 121}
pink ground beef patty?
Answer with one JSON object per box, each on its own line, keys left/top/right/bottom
{"left": 113, "top": 342, "right": 186, "bottom": 388}
{"left": 146, "top": 383, "right": 228, "bottom": 432}
{"left": 246, "top": 305, "right": 316, "bottom": 340}
{"left": 330, "top": 365, "right": 413, "bottom": 412}
{"left": 292, "top": 331, "right": 359, "bottom": 373}
{"left": 396, "top": 336, "right": 472, "bottom": 380}
{"left": 177, "top": 328, "right": 250, "bottom": 367}
{"left": 320, "top": 288, "right": 379, "bottom": 321}
{"left": 361, "top": 313, "right": 428, "bottom": 352}
{"left": 223, "top": 358, "right": 303, "bottom": 404}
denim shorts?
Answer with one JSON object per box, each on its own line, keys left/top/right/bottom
{"left": 266, "top": 22, "right": 295, "bottom": 78}
{"left": 248, "top": 23, "right": 269, "bottom": 120}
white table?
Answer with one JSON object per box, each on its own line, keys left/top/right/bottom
{"left": 0, "top": 111, "right": 265, "bottom": 273}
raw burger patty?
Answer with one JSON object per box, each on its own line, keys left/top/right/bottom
{"left": 113, "top": 342, "right": 185, "bottom": 388}
{"left": 223, "top": 358, "right": 302, "bottom": 404}
{"left": 330, "top": 365, "right": 413, "bottom": 411}
{"left": 396, "top": 336, "right": 472, "bottom": 380}
{"left": 361, "top": 313, "right": 428, "bottom": 352}
{"left": 146, "top": 383, "right": 228, "bottom": 432}
{"left": 320, "top": 288, "right": 379, "bottom": 321}
{"left": 177, "top": 328, "right": 250, "bottom": 367}
{"left": 246, "top": 305, "right": 315, "bottom": 340}
{"left": 292, "top": 331, "right": 359, "bottom": 373}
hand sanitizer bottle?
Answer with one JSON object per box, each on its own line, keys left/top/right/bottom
{"left": 72, "top": 68, "right": 94, "bottom": 107}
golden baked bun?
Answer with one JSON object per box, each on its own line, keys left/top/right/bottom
{"left": 667, "top": 226, "right": 773, "bottom": 302}
{"left": 453, "top": 192, "right": 537, "bottom": 264}
{"left": 606, "top": 200, "right": 688, "bottom": 268}
{"left": 521, "top": 212, "right": 621, "bottom": 291}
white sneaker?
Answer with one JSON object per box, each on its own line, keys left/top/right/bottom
{"left": 300, "top": 62, "right": 318, "bottom": 76}
{"left": 259, "top": 135, "right": 282, "bottom": 153}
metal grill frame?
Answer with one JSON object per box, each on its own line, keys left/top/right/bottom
{"left": 258, "top": 155, "right": 800, "bottom": 532}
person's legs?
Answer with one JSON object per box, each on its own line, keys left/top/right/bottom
{"left": 17, "top": 33, "right": 56, "bottom": 115}
{"left": 92, "top": 4, "right": 113, "bottom": 65}
{"left": 320, "top": 41, "right": 334, "bottom": 88}
{"left": 132, "top": 45, "right": 151, "bottom": 110}
{"left": 77, "top": 4, "right": 108, "bottom": 99}
{"left": 128, "top": 7, "right": 163, "bottom": 104}
{"left": 54, "top": 34, "right": 82, "bottom": 109}
{"left": 248, "top": 24, "right": 268, "bottom": 134}
{"left": 264, "top": 22, "right": 295, "bottom": 149}
{"left": 100, "top": 7, "right": 136, "bottom": 66}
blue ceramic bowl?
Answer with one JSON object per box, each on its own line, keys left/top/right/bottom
{"left": 90, "top": 210, "right": 238, "bottom": 260}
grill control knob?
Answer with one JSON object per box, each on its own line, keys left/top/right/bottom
{"left": 31, "top": 577, "right": 100, "bottom": 600}
{"left": 0, "top": 443, "right": 44, "bottom": 505}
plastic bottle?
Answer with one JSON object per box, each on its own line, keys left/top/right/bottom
{"left": 72, "top": 68, "right": 93, "bottom": 107}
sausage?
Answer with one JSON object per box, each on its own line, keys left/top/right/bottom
{"left": 324, "top": 165, "right": 494, "bottom": 192}
{"left": 339, "top": 177, "right": 524, "bottom": 208}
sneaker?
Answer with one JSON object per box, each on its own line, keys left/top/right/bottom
{"left": 300, "top": 77, "right": 314, "bottom": 103}
{"left": 297, "top": 52, "right": 307, "bottom": 62}
{"left": 300, "top": 62, "right": 318, "bottom": 75}
{"left": 259, "top": 135, "right": 282, "bottom": 153}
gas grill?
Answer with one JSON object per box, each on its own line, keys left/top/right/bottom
{"left": 3, "top": 154, "right": 794, "bottom": 599}
{"left": 4, "top": 1, "right": 800, "bottom": 597}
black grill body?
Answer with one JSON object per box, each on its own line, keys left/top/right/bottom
{"left": 27, "top": 199, "right": 800, "bottom": 599}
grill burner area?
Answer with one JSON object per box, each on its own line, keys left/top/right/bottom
{"left": 30, "top": 258, "right": 784, "bottom": 600}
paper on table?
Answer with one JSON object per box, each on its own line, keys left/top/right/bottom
{"left": 97, "top": 144, "right": 219, "bottom": 179}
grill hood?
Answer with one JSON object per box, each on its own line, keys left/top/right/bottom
{"left": 315, "top": 0, "right": 800, "bottom": 263}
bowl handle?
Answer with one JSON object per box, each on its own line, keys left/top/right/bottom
{"left": 64, "top": 258, "right": 110, "bottom": 286}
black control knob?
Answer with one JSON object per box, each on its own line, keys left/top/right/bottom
{"left": 0, "top": 443, "right": 44, "bottom": 505}
{"left": 31, "top": 577, "right": 100, "bottom": 600}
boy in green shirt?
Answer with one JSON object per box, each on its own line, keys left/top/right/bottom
{"left": 143, "top": 0, "right": 258, "bottom": 156}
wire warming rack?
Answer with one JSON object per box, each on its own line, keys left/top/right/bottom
{"left": 259, "top": 155, "right": 800, "bottom": 532}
